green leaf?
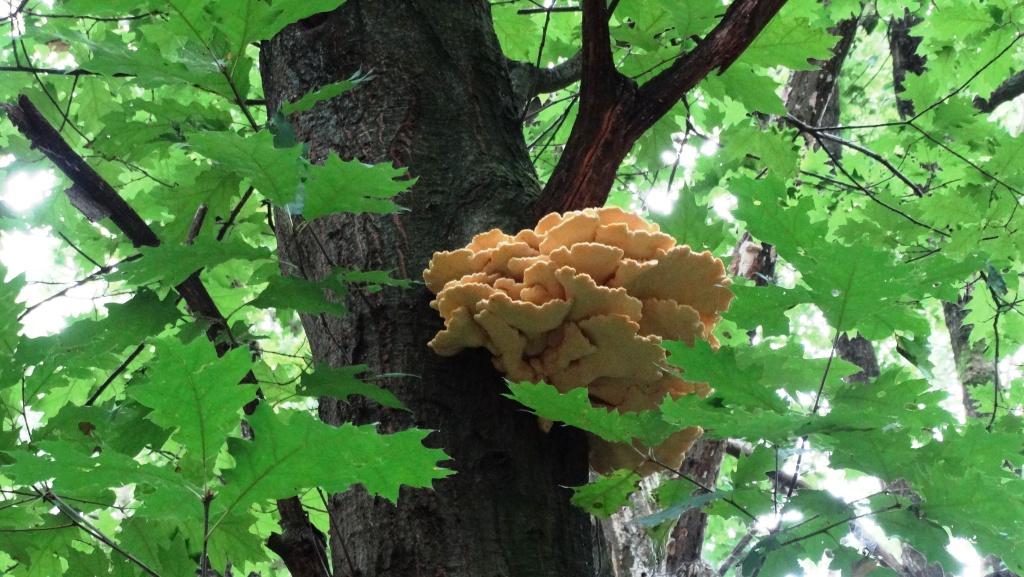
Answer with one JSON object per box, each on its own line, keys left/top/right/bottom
{"left": 297, "top": 365, "right": 408, "bottom": 410}
{"left": 248, "top": 271, "right": 348, "bottom": 316}
{"left": 4, "top": 440, "right": 190, "bottom": 503}
{"left": 0, "top": 268, "right": 26, "bottom": 349}
{"left": 740, "top": 12, "right": 836, "bottom": 70}
{"left": 303, "top": 153, "right": 412, "bottom": 219}
{"left": 640, "top": 488, "right": 724, "bottom": 527}
{"left": 188, "top": 130, "right": 305, "bottom": 206}
{"left": 664, "top": 341, "right": 787, "bottom": 413}
{"left": 571, "top": 469, "right": 641, "bottom": 518}
{"left": 216, "top": 405, "right": 449, "bottom": 524}
{"left": 111, "top": 236, "right": 270, "bottom": 289}
{"left": 130, "top": 339, "right": 256, "bottom": 481}
{"left": 16, "top": 290, "right": 179, "bottom": 368}
{"left": 506, "top": 381, "right": 675, "bottom": 445}
{"left": 282, "top": 74, "right": 367, "bottom": 115}
{"left": 651, "top": 187, "right": 726, "bottom": 251}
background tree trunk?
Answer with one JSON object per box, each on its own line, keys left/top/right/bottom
{"left": 259, "top": 2, "right": 599, "bottom": 576}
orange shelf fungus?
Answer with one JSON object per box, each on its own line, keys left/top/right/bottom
{"left": 422, "top": 207, "right": 734, "bottom": 475}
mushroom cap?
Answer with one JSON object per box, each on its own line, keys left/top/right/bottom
{"left": 555, "top": 267, "right": 643, "bottom": 322}
{"left": 423, "top": 249, "right": 489, "bottom": 293}
{"left": 595, "top": 222, "right": 676, "bottom": 260}
{"left": 637, "top": 298, "right": 704, "bottom": 345}
{"left": 428, "top": 307, "right": 489, "bottom": 356}
{"left": 538, "top": 211, "right": 601, "bottom": 254}
{"left": 548, "top": 314, "right": 664, "bottom": 391}
{"left": 422, "top": 207, "right": 734, "bottom": 476}
{"left": 623, "top": 245, "right": 734, "bottom": 327}
{"left": 549, "top": 242, "right": 624, "bottom": 285}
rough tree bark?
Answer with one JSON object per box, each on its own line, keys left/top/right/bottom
{"left": 259, "top": 3, "right": 597, "bottom": 576}
{"left": 259, "top": 0, "right": 787, "bottom": 575}
{"left": 887, "top": 11, "right": 926, "bottom": 119}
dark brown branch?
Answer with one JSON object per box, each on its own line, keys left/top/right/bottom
{"left": 513, "top": 50, "right": 582, "bottom": 96}
{"left": 185, "top": 203, "right": 209, "bottom": 244}
{"left": 2, "top": 93, "right": 327, "bottom": 574}
{"left": 44, "top": 491, "right": 163, "bottom": 577}
{"left": 579, "top": 0, "right": 617, "bottom": 92}
{"left": 887, "top": 12, "right": 926, "bottom": 119}
{"left": 536, "top": 0, "right": 787, "bottom": 215}
{"left": 0, "top": 65, "right": 122, "bottom": 77}
{"left": 23, "top": 10, "right": 165, "bottom": 22}
{"left": 536, "top": 52, "right": 583, "bottom": 93}
{"left": 2, "top": 95, "right": 159, "bottom": 246}
{"left": 267, "top": 498, "right": 331, "bottom": 577}
{"left": 633, "top": 0, "right": 787, "bottom": 128}
{"left": 17, "top": 253, "right": 142, "bottom": 321}
{"left": 975, "top": 70, "right": 1024, "bottom": 112}
{"left": 216, "top": 186, "right": 255, "bottom": 241}
{"left": 1, "top": 95, "right": 236, "bottom": 344}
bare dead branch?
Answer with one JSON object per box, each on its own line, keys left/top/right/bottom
{"left": 1, "top": 95, "right": 160, "bottom": 246}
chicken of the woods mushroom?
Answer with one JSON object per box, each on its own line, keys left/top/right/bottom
{"left": 422, "top": 207, "right": 733, "bottom": 474}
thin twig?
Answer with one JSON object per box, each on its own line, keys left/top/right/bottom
{"left": 45, "top": 491, "right": 163, "bottom": 577}
{"left": 987, "top": 285, "right": 1004, "bottom": 431}
{"left": 776, "top": 504, "right": 901, "bottom": 548}
{"left": 23, "top": 9, "right": 164, "bottom": 22}
{"left": 200, "top": 490, "right": 213, "bottom": 577}
{"left": 17, "top": 253, "right": 142, "bottom": 321}
{"left": 785, "top": 114, "right": 924, "bottom": 197}
{"left": 806, "top": 129, "right": 949, "bottom": 237}
{"left": 316, "top": 487, "right": 358, "bottom": 577}
{"left": 641, "top": 451, "right": 758, "bottom": 522}
{"left": 85, "top": 341, "right": 146, "bottom": 406}
{"left": 784, "top": 330, "right": 841, "bottom": 502}
{"left": 718, "top": 527, "right": 757, "bottom": 576}
{"left": 912, "top": 33, "right": 1024, "bottom": 121}
{"left": 216, "top": 186, "right": 254, "bottom": 241}
{"left": 56, "top": 230, "right": 103, "bottom": 269}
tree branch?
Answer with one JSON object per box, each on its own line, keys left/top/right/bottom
{"left": 267, "top": 497, "right": 331, "bottom": 577}
{"left": 535, "top": 0, "right": 787, "bottom": 215}
{"left": 534, "top": 51, "right": 582, "bottom": 94}
{"left": 507, "top": 50, "right": 581, "bottom": 111}
{"left": 975, "top": 70, "right": 1024, "bottom": 112}
{"left": 784, "top": 114, "right": 926, "bottom": 197}
{"left": 0, "top": 65, "right": 122, "bottom": 77}
{"left": 2, "top": 93, "right": 327, "bottom": 577}
{"left": 1, "top": 95, "right": 159, "bottom": 246}
{"left": 579, "top": 0, "right": 617, "bottom": 94}
{"left": 632, "top": 0, "right": 787, "bottom": 131}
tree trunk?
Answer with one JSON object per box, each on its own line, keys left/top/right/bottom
{"left": 259, "top": 3, "right": 598, "bottom": 576}
{"left": 888, "top": 11, "right": 926, "bottom": 119}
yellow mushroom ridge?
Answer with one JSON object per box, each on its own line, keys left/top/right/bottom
{"left": 422, "top": 207, "right": 734, "bottom": 475}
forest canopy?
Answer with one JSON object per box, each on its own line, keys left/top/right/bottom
{"left": 0, "top": 1, "right": 1022, "bottom": 577}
